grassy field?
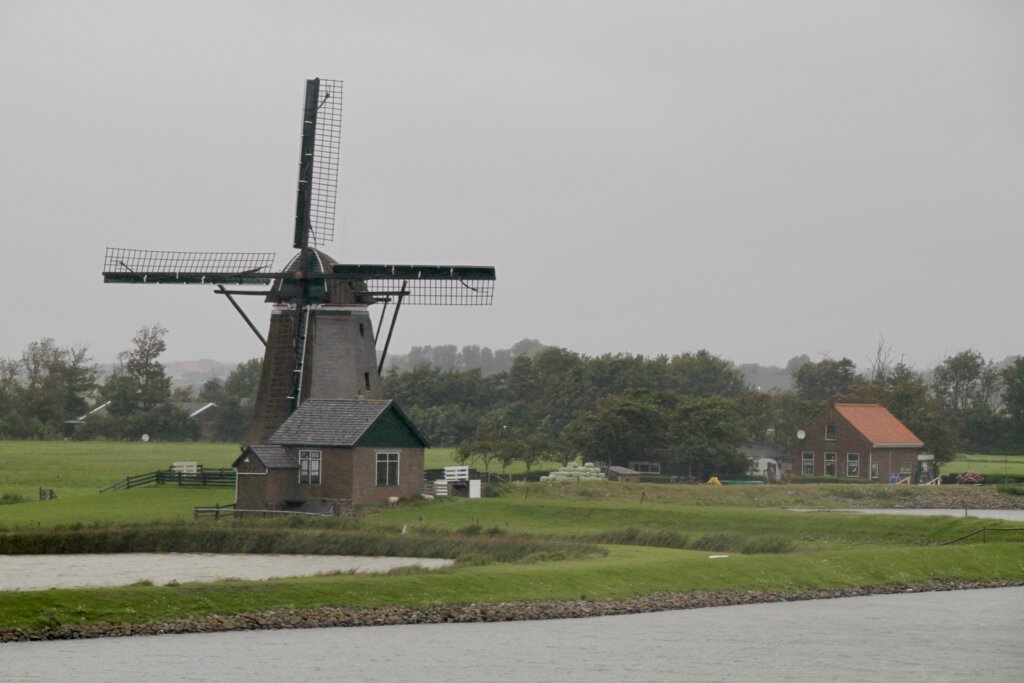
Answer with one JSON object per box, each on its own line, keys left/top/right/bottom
{"left": 941, "top": 454, "right": 1024, "bottom": 479}
{"left": 0, "top": 441, "right": 239, "bottom": 527}
{"left": 1, "top": 441, "right": 1023, "bottom": 633}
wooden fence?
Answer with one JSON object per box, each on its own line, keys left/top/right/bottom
{"left": 100, "top": 467, "right": 236, "bottom": 493}
{"left": 940, "top": 527, "right": 1024, "bottom": 545}
{"left": 193, "top": 506, "right": 333, "bottom": 520}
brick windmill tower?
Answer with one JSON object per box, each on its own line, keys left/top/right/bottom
{"left": 103, "top": 78, "right": 496, "bottom": 443}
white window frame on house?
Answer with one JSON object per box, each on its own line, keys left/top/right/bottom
{"left": 824, "top": 452, "right": 837, "bottom": 476}
{"left": 871, "top": 462, "right": 879, "bottom": 480}
{"left": 825, "top": 423, "right": 837, "bottom": 441}
{"left": 899, "top": 461, "right": 913, "bottom": 475}
{"left": 846, "top": 453, "right": 860, "bottom": 478}
{"left": 376, "top": 451, "right": 400, "bottom": 487}
{"left": 801, "top": 451, "right": 814, "bottom": 476}
{"left": 298, "top": 450, "right": 321, "bottom": 485}
{"left": 628, "top": 461, "right": 661, "bottom": 474}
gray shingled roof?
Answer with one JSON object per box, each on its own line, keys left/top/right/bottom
{"left": 247, "top": 445, "right": 297, "bottom": 469}
{"left": 267, "top": 399, "right": 395, "bottom": 447}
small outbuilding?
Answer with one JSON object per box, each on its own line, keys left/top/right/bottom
{"left": 606, "top": 466, "right": 641, "bottom": 483}
{"left": 233, "top": 398, "right": 427, "bottom": 514}
{"left": 740, "top": 444, "right": 789, "bottom": 482}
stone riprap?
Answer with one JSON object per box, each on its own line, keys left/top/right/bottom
{"left": 1, "top": 579, "right": 1019, "bottom": 642}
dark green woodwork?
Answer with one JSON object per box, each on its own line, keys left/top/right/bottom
{"left": 293, "top": 78, "right": 320, "bottom": 249}
{"left": 355, "top": 406, "right": 429, "bottom": 448}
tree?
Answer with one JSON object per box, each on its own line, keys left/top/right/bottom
{"left": 1001, "top": 358, "right": 1024, "bottom": 423}
{"left": 91, "top": 324, "right": 193, "bottom": 440}
{"left": 1001, "top": 357, "right": 1024, "bottom": 450}
{"left": 764, "top": 391, "right": 824, "bottom": 454}
{"left": 0, "top": 338, "right": 97, "bottom": 438}
{"left": 932, "top": 350, "right": 1000, "bottom": 414}
{"left": 560, "top": 392, "right": 671, "bottom": 465}
{"left": 931, "top": 350, "right": 1003, "bottom": 453}
{"left": 20, "top": 338, "right": 97, "bottom": 433}
{"left": 735, "top": 390, "right": 774, "bottom": 443}
{"left": 794, "top": 357, "right": 857, "bottom": 401}
{"left": 204, "top": 357, "right": 262, "bottom": 441}
{"left": 668, "top": 396, "right": 750, "bottom": 479}
{"left": 103, "top": 324, "right": 172, "bottom": 415}
{"left": 863, "top": 335, "right": 903, "bottom": 384}
{"left": 667, "top": 350, "right": 748, "bottom": 398}
{"left": 456, "top": 435, "right": 501, "bottom": 476}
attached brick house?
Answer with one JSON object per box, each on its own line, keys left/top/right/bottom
{"left": 233, "top": 398, "right": 427, "bottom": 513}
{"left": 795, "top": 403, "right": 927, "bottom": 482}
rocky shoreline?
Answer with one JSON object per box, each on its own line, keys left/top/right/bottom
{"left": 2, "top": 579, "right": 1020, "bottom": 642}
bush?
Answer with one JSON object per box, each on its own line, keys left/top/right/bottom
{"left": 996, "top": 484, "right": 1024, "bottom": 496}
{"left": 956, "top": 471, "right": 985, "bottom": 485}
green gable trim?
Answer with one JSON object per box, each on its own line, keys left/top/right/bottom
{"left": 356, "top": 407, "right": 428, "bottom": 448}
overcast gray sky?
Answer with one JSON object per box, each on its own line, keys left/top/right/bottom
{"left": 1, "top": 0, "right": 1022, "bottom": 371}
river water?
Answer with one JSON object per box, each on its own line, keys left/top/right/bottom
{"left": 0, "top": 553, "right": 454, "bottom": 591}
{"left": 807, "top": 509, "right": 1024, "bottom": 522}
{"left": 2, "top": 587, "right": 1020, "bottom": 682}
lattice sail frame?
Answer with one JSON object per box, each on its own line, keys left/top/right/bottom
{"left": 302, "top": 79, "right": 342, "bottom": 248}
{"left": 102, "top": 248, "right": 276, "bottom": 284}
{"left": 332, "top": 264, "right": 496, "bottom": 305}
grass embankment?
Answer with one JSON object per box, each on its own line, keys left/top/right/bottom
{"left": 1, "top": 442, "right": 1023, "bottom": 636}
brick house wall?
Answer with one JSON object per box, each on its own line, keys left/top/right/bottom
{"left": 235, "top": 456, "right": 299, "bottom": 509}
{"left": 797, "top": 406, "right": 923, "bottom": 481}
{"left": 350, "top": 446, "right": 424, "bottom": 505}
{"left": 279, "top": 445, "right": 424, "bottom": 506}
{"left": 241, "top": 399, "right": 428, "bottom": 511}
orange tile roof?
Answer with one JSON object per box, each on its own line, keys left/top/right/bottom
{"left": 834, "top": 403, "right": 924, "bottom": 448}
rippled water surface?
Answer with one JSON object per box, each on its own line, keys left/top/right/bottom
{"left": 3, "top": 588, "right": 1021, "bottom": 682}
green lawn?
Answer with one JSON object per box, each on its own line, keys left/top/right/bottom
{"left": 0, "top": 441, "right": 239, "bottom": 527}
{"left": 3, "top": 542, "right": 1019, "bottom": 631}
{"left": 941, "top": 454, "right": 1024, "bottom": 479}
{"left": 2, "top": 441, "right": 1023, "bottom": 634}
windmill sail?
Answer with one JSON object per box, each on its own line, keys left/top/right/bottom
{"left": 102, "top": 77, "right": 496, "bottom": 450}
{"left": 331, "top": 264, "right": 496, "bottom": 305}
{"left": 102, "top": 248, "right": 275, "bottom": 285}
{"left": 294, "top": 78, "right": 342, "bottom": 249}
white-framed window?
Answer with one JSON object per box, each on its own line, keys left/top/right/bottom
{"left": 299, "top": 450, "right": 321, "bottom": 485}
{"left": 825, "top": 423, "right": 837, "bottom": 441}
{"left": 376, "top": 452, "right": 400, "bottom": 487}
{"left": 846, "top": 453, "right": 860, "bottom": 478}
{"left": 801, "top": 451, "right": 814, "bottom": 476}
{"left": 899, "top": 461, "right": 913, "bottom": 475}
{"left": 628, "top": 461, "right": 661, "bottom": 474}
{"left": 824, "top": 452, "right": 837, "bottom": 476}
{"left": 871, "top": 462, "right": 879, "bottom": 480}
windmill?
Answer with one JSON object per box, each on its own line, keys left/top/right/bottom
{"left": 103, "top": 78, "right": 496, "bottom": 443}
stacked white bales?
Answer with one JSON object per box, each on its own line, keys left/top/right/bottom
{"left": 540, "top": 462, "right": 607, "bottom": 482}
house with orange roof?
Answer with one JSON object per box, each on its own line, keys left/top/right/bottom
{"left": 794, "top": 403, "right": 931, "bottom": 482}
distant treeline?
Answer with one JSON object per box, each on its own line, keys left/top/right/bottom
{"left": 383, "top": 339, "right": 797, "bottom": 390}
{"left": 0, "top": 326, "right": 259, "bottom": 443}
{"left": 3, "top": 329, "right": 1023, "bottom": 468}
{"left": 383, "top": 342, "right": 1024, "bottom": 468}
